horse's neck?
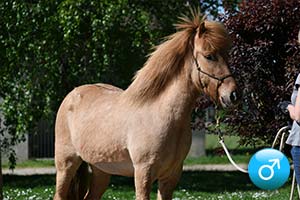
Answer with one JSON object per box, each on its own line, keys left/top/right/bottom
{"left": 122, "top": 57, "right": 199, "bottom": 120}
{"left": 155, "top": 64, "right": 198, "bottom": 121}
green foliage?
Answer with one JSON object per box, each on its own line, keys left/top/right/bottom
{"left": 0, "top": 1, "right": 62, "bottom": 168}
{"left": 0, "top": 0, "right": 244, "bottom": 169}
{"left": 0, "top": 0, "right": 202, "bottom": 168}
{"left": 199, "top": 0, "right": 240, "bottom": 16}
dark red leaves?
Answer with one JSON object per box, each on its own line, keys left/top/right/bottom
{"left": 222, "top": 0, "right": 300, "bottom": 144}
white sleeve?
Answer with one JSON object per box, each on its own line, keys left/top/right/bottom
{"left": 296, "top": 74, "right": 300, "bottom": 85}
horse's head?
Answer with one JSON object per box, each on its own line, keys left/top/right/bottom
{"left": 191, "top": 20, "right": 238, "bottom": 108}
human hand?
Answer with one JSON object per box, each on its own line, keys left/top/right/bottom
{"left": 277, "top": 101, "right": 291, "bottom": 114}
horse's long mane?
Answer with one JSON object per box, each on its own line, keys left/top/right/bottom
{"left": 123, "top": 10, "right": 230, "bottom": 105}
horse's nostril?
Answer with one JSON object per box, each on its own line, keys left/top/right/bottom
{"left": 230, "top": 91, "right": 238, "bottom": 103}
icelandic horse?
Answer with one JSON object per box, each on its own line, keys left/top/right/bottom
{"left": 54, "top": 10, "right": 239, "bottom": 200}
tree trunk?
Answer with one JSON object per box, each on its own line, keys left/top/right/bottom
{"left": 0, "top": 150, "right": 3, "bottom": 200}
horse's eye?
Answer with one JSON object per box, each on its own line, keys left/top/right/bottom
{"left": 204, "top": 54, "right": 216, "bottom": 61}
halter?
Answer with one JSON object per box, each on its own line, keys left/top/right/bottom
{"left": 193, "top": 52, "right": 247, "bottom": 174}
{"left": 192, "top": 53, "right": 233, "bottom": 106}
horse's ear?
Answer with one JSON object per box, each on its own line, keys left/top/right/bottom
{"left": 198, "top": 21, "right": 206, "bottom": 37}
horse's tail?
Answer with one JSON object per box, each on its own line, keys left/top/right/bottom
{"left": 68, "top": 162, "right": 89, "bottom": 200}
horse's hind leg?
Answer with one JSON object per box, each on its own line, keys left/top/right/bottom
{"left": 54, "top": 150, "right": 83, "bottom": 200}
{"left": 84, "top": 165, "right": 111, "bottom": 200}
{"left": 157, "top": 165, "right": 182, "bottom": 200}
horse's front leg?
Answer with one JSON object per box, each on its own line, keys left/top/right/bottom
{"left": 157, "top": 164, "right": 183, "bottom": 200}
{"left": 134, "top": 164, "right": 153, "bottom": 200}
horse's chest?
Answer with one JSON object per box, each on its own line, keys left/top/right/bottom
{"left": 165, "top": 130, "right": 192, "bottom": 160}
{"left": 150, "top": 128, "right": 192, "bottom": 168}
{"left": 153, "top": 131, "right": 192, "bottom": 178}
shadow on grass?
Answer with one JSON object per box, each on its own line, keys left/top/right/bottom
{"left": 178, "top": 171, "right": 255, "bottom": 192}
{"left": 4, "top": 171, "right": 256, "bottom": 193}
{"left": 3, "top": 175, "right": 56, "bottom": 188}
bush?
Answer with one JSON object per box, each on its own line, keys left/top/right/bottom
{"left": 223, "top": 0, "right": 300, "bottom": 145}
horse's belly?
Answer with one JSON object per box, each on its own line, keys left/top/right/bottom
{"left": 94, "top": 161, "right": 134, "bottom": 177}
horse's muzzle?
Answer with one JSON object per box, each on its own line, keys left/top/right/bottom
{"left": 220, "top": 90, "right": 240, "bottom": 108}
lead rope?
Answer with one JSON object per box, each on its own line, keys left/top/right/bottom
{"left": 218, "top": 120, "right": 299, "bottom": 199}
{"left": 271, "top": 125, "right": 300, "bottom": 200}
{"left": 215, "top": 109, "right": 248, "bottom": 173}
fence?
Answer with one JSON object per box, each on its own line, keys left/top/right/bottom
{"left": 29, "top": 119, "right": 54, "bottom": 158}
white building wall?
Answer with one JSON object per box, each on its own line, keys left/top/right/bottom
{"left": 0, "top": 97, "right": 29, "bottom": 163}
{"left": 188, "top": 129, "right": 206, "bottom": 157}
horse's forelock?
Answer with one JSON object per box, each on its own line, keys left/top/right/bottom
{"left": 175, "top": 9, "right": 206, "bottom": 35}
{"left": 199, "top": 21, "right": 231, "bottom": 55}
{"left": 176, "top": 10, "right": 231, "bottom": 55}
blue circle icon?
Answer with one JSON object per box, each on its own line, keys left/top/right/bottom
{"left": 248, "top": 148, "right": 290, "bottom": 190}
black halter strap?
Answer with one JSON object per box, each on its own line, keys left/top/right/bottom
{"left": 193, "top": 55, "right": 233, "bottom": 83}
{"left": 193, "top": 53, "right": 233, "bottom": 106}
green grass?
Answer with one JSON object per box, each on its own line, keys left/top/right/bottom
{"left": 2, "top": 159, "right": 55, "bottom": 169}
{"left": 184, "top": 154, "right": 251, "bottom": 165}
{"left": 3, "top": 134, "right": 292, "bottom": 199}
{"left": 184, "top": 134, "right": 262, "bottom": 165}
{"left": 3, "top": 172, "right": 293, "bottom": 200}
{"left": 205, "top": 134, "right": 242, "bottom": 149}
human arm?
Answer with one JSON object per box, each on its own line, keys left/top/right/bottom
{"left": 287, "top": 89, "right": 300, "bottom": 122}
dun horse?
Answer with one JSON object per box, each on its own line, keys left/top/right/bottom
{"left": 54, "top": 11, "right": 238, "bottom": 200}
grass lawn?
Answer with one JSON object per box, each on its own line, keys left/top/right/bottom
{"left": 3, "top": 135, "right": 292, "bottom": 199}
{"left": 3, "top": 172, "right": 293, "bottom": 200}
{"left": 2, "top": 159, "right": 55, "bottom": 169}
{"left": 184, "top": 134, "right": 265, "bottom": 165}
